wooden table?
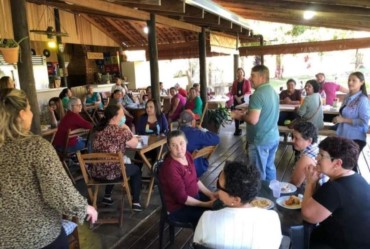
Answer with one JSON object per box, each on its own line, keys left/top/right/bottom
{"left": 235, "top": 103, "right": 339, "bottom": 115}
{"left": 208, "top": 95, "right": 230, "bottom": 109}
{"left": 127, "top": 135, "right": 167, "bottom": 207}
{"left": 259, "top": 181, "right": 303, "bottom": 236}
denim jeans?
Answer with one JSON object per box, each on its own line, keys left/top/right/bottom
{"left": 66, "top": 137, "right": 87, "bottom": 153}
{"left": 168, "top": 193, "right": 210, "bottom": 228}
{"left": 248, "top": 140, "right": 279, "bottom": 181}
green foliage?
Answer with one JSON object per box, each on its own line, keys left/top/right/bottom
{"left": 204, "top": 106, "right": 230, "bottom": 130}
{"left": 289, "top": 25, "right": 309, "bottom": 37}
{"left": 0, "top": 37, "right": 28, "bottom": 48}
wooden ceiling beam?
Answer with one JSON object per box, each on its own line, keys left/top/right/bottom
{"left": 127, "top": 21, "right": 148, "bottom": 40}
{"left": 125, "top": 41, "right": 199, "bottom": 51}
{"left": 234, "top": 9, "right": 370, "bottom": 32}
{"left": 62, "top": 0, "right": 150, "bottom": 20}
{"left": 282, "top": 0, "right": 370, "bottom": 8}
{"left": 178, "top": 13, "right": 246, "bottom": 34}
{"left": 239, "top": 37, "right": 370, "bottom": 56}
{"left": 108, "top": 0, "right": 160, "bottom": 5}
{"left": 216, "top": 0, "right": 370, "bottom": 16}
{"left": 80, "top": 14, "right": 122, "bottom": 45}
{"left": 118, "top": 0, "right": 185, "bottom": 13}
{"left": 63, "top": 0, "right": 201, "bottom": 32}
{"left": 104, "top": 18, "right": 139, "bottom": 44}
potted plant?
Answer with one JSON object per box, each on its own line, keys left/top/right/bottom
{"left": 0, "top": 37, "right": 28, "bottom": 64}
{"left": 202, "top": 105, "right": 231, "bottom": 133}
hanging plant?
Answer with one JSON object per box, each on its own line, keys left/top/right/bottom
{"left": 0, "top": 37, "right": 28, "bottom": 64}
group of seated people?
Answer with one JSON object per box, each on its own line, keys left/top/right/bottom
{"left": 279, "top": 71, "right": 369, "bottom": 161}
{"left": 39, "top": 78, "right": 218, "bottom": 212}
{"left": 158, "top": 128, "right": 370, "bottom": 248}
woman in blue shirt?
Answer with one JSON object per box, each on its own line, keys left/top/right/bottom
{"left": 333, "top": 71, "right": 370, "bottom": 171}
{"left": 137, "top": 99, "right": 168, "bottom": 135}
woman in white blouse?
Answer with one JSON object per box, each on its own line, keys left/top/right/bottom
{"left": 194, "top": 161, "right": 282, "bottom": 249}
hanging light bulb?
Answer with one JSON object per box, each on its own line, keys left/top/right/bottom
{"left": 303, "top": 10, "right": 316, "bottom": 20}
{"left": 143, "top": 27, "right": 149, "bottom": 34}
{"left": 48, "top": 40, "right": 57, "bottom": 48}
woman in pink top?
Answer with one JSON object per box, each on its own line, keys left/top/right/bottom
{"left": 159, "top": 130, "right": 217, "bottom": 228}
{"left": 231, "top": 68, "right": 251, "bottom": 136}
{"left": 167, "top": 87, "right": 186, "bottom": 123}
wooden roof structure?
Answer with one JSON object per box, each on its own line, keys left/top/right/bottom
{"left": 22, "top": 0, "right": 370, "bottom": 58}
{"left": 214, "top": 0, "right": 370, "bottom": 33}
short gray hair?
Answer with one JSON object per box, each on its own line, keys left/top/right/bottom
{"left": 68, "top": 97, "right": 81, "bottom": 110}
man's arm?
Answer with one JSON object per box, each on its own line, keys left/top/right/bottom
{"left": 231, "top": 109, "right": 261, "bottom": 126}
{"left": 339, "top": 85, "right": 349, "bottom": 93}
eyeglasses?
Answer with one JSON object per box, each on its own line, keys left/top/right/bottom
{"left": 317, "top": 152, "right": 335, "bottom": 161}
{"left": 216, "top": 177, "right": 231, "bottom": 194}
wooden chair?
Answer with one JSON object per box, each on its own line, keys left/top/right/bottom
{"left": 152, "top": 160, "right": 194, "bottom": 248}
{"left": 58, "top": 128, "right": 91, "bottom": 184}
{"left": 197, "top": 102, "right": 208, "bottom": 128}
{"left": 191, "top": 145, "right": 217, "bottom": 161}
{"left": 76, "top": 151, "right": 133, "bottom": 227}
{"left": 62, "top": 216, "right": 80, "bottom": 249}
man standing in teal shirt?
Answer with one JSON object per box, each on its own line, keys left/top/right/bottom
{"left": 232, "top": 65, "right": 279, "bottom": 180}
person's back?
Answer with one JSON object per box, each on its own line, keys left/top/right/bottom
{"left": 194, "top": 207, "right": 281, "bottom": 249}
{"left": 0, "top": 137, "right": 88, "bottom": 248}
{"left": 247, "top": 83, "right": 279, "bottom": 145}
{"left": 311, "top": 174, "right": 370, "bottom": 248}
{"left": 181, "top": 125, "right": 219, "bottom": 177}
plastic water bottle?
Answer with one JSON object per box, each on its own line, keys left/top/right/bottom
{"left": 320, "top": 91, "right": 326, "bottom": 105}
{"left": 156, "top": 124, "right": 160, "bottom": 136}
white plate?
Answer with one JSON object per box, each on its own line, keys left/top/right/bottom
{"left": 251, "top": 197, "right": 274, "bottom": 209}
{"left": 276, "top": 196, "right": 302, "bottom": 209}
{"left": 280, "top": 182, "right": 297, "bottom": 194}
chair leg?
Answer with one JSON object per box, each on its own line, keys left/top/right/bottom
{"left": 169, "top": 224, "right": 175, "bottom": 245}
{"left": 87, "top": 186, "right": 94, "bottom": 205}
{"left": 122, "top": 182, "right": 133, "bottom": 211}
{"left": 145, "top": 176, "right": 155, "bottom": 208}
{"left": 159, "top": 216, "right": 165, "bottom": 249}
{"left": 61, "top": 160, "right": 76, "bottom": 185}
{"left": 119, "top": 194, "right": 124, "bottom": 228}
{"left": 93, "top": 187, "right": 99, "bottom": 210}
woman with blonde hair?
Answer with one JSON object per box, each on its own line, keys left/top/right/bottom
{"left": 0, "top": 88, "right": 97, "bottom": 249}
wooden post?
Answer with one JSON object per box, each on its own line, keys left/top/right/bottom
{"left": 233, "top": 54, "right": 239, "bottom": 78}
{"left": 147, "top": 13, "right": 160, "bottom": 102}
{"left": 54, "top": 8, "right": 68, "bottom": 87}
{"left": 10, "top": 0, "right": 40, "bottom": 134}
{"left": 199, "top": 27, "right": 207, "bottom": 105}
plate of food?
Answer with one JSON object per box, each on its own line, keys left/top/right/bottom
{"left": 276, "top": 195, "right": 302, "bottom": 209}
{"left": 280, "top": 182, "right": 297, "bottom": 194}
{"left": 251, "top": 197, "right": 274, "bottom": 209}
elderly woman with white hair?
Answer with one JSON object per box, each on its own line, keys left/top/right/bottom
{"left": 53, "top": 97, "right": 93, "bottom": 153}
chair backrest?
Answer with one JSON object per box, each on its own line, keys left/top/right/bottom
{"left": 152, "top": 159, "right": 167, "bottom": 210}
{"left": 198, "top": 102, "right": 208, "bottom": 127}
{"left": 289, "top": 225, "right": 305, "bottom": 249}
{"left": 191, "top": 145, "right": 217, "bottom": 160}
{"left": 76, "top": 151, "right": 128, "bottom": 186}
{"left": 63, "top": 128, "right": 90, "bottom": 154}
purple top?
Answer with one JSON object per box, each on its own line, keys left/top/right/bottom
{"left": 169, "top": 93, "right": 186, "bottom": 121}
{"left": 320, "top": 82, "right": 340, "bottom": 105}
{"left": 159, "top": 152, "right": 199, "bottom": 213}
